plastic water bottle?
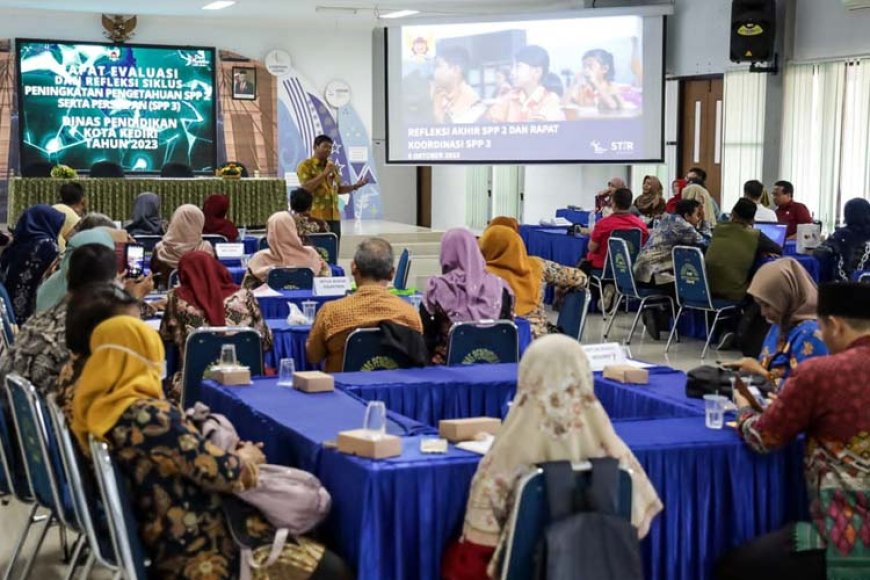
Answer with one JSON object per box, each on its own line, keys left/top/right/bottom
{"left": 587, "top": 211, "right": 596, "bottom": 232}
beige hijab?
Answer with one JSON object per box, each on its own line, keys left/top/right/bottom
{"left": 154, "top": 204, "right": 213, "bottom": 267}
{"left": 248, "top": 211, "right": 323, "bottom": 280}
{"left": 748, "top": 258, "right": 818, "bottom": 331}
{"left": 682, "top": 184, "right": 718, "bottom": 227}
{"left": 462, "top": 335, "right": 662, "bottom": 574}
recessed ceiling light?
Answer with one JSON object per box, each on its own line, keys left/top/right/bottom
{"left": 379, "top": 9, "right": 420, "bottom": 19}
{"left": 202, "top": 1, "right": 236, "bottom": 10}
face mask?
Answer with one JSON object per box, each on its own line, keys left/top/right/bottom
{"left": 92, "top": 344, "right": 164, "bottom": 378}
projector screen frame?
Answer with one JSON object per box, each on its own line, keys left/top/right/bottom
{"left": 14, "top": 37, "right": 219, "bottom": 176}
{"left": 383, "top": 13, "right": 667, "bottom": 165}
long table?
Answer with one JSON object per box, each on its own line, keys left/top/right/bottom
{"left": 200, "top": 377, "right": 805, "bottom": 580}
{"left": 7, "top": 177, "right": 286, "bottom": 226}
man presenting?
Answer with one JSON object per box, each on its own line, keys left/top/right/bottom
{"left": 773, "top": 180, "right": 813, "bottom": 239}
{"left": 296, "top": 134, "right": 367, "bottom": 240}
{"left": 718, "top": 282, "right": 870, "bottom": 579}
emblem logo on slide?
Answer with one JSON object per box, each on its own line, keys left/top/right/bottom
{"left": 180, "top": 50, "right": 210, "bottom": 68}
{"left": 590, "top": 141, "right": 608, "bottom": 155}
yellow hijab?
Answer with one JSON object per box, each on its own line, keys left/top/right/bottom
{"left": 52, "top": 203, "right": 81, "bottom": 251}
{"left": 479, "top": 225, "right": 543, "bottom": 316}
{"left": 71, "top": 315, "right": 165, "bottom": 451}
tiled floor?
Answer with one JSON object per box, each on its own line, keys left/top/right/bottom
{"left": 0, "top": 305, "right": 739, "bottom": 577}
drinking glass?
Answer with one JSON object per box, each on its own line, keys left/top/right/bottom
{"left": 408, "top": 294, "right": 423, "bottom": 311}
{"left": 219, "top": 344, "right": 237, "bottom": 368}
{"left": 302, "top": 300, "right": 317, "bottom": 324}
{"left": 277, "top": 358, "right": 295, "bottom": 387}
{"left": 238, "top": 226, "right": 247, "bottom": 240}
{"left": 363, "top": 401, "right": 387, "bottom": 440}
{"left": 703, "top": 394, "right": 726, "bottom": 429}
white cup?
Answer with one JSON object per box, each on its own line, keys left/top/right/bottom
{"left": 363, "top": 401, "right": 387, "bottom": 440}
{"left": 703, "top": 394, "right": 727, "bottom": 430}
{"left": 277, "top": 358, "right": 295, "bottom": 387}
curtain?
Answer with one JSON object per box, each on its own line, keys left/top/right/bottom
{"left": 721, "top": 70, "right": 767, "bottom": 212}
{"left": 465, "top": 166, "right": 490, "bottom": 230}
{"left": 491, "top": 165, "right": 523, "bottom": 221}
{"left": 780, "top": 62, "right": 846, "bottom": 232}
{"left": 840, "top": 59, "right": 870, "bottom": 217}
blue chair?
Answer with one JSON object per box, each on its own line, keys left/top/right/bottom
{"left": 342, "top": 328, "right": 417, "bottom": 372}
{"left": 499, "top": 461, "right": 633, "bottom": 580}
{"left": 860, "top": 272, "right": 870, "bottom": 284}
{"left": 666, "top": 246, "right": 742, "bottom": 358}
{"left": 588, "top": 228, "right": 642, "bottom": 316}
{"left": 133, "top": 235, "right": 162, "bottom": 252}
{"left": 393, "top": 248, "right": 412, "bottom": 291}
{"left": 0, "top": 283, "right": 16, "bottom": 346}
{"left": 557, "top": 289, "right": 591, "bottom": 342}
{"left": 202, "top": 234, "right": 229, "bottom": 247}
{"left": 267, "top": 267, "right": 314, "bottom": 291}
{"left": 181, "top": 327, "right": 264, "bottom": 407}
{"left": 45, "top": 396, "right": 119, "bottom": 577}
{"left": 446, "top": 320, "right": 519, "bottom": 366}
{"left": 308, "top": 232, "right": 339, "bottom": 264}
{"left": 5, "top": 374, "right": 82, "bottom": 580}
{"left": 258, "top": 236, "right": 269, "bottom": 251}
{"left": 89, "top": 436, "right": 149, "bottom": 580}
{"left": 168, "top": 269, "right": 180, "bottom": 288}
{"left": 604, "top": 237, "right": 677, "bottom": 344}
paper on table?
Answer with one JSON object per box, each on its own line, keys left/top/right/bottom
{"left": 455, "top": 434, "right": 495, "bottom": 456}
{"left": 144, "top": 319, "right": 162, "bottom": 331}
{"left": 252, "top": 284, "right": 283, "bottom": 297}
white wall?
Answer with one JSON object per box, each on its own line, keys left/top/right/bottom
{"left": 429, "top": 166, "right": 468, "bottom": 231}
{"left": 522, "top": 165, "right": 625, "bottom": 225}
{"left": 666, "top": 0, "right": 733, "bottom": 77}
{"left": 793, "top": 0, "right": 870, "bottom": 61}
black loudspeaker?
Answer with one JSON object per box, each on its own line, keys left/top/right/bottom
{"left": 730, "top": 0, "right": 776, "bottom": 63}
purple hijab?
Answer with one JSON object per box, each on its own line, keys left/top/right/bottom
{"left": 425, "top": 228, "right": 511, "bottom": 321}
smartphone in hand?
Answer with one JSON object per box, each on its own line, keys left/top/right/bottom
{"left": 125, "top": 244, "right": 145, "bottom": 279}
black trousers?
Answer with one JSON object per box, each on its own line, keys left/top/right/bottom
{"left": 715, "top": 525, "right": 825, "bottom": 580}
{"left": 326, "top": 220, "right": 342, "bottom": 240}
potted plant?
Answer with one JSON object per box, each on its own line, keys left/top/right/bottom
{"left": 50, "top": 164, "right": 78, "bottom": 179}
{"left": 217, "top": 163, "right": 243, "bottom": 180}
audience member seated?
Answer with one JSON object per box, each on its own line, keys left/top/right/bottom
{"left": 681, "top": 183, "right": 719, "bottom": 228}
{"left": 151, "top": 204, "right": 214, "bottom": 288}
{"left": 37, "top": 228, "right": 113, "bottom": 312}
{"left": 743, "top": 179, "right": 778, "bottom": 223}
{"left": 706, "top": 199, "right": 782, "bottom": 302}
{"left": 580, "top": 187, "right": 649, "bottom": 285}
{"left": 487, "top": 216, "right": 520, "bottom": 232}
{"left": 665, "top": 177, "right": 688, "bottom": 213}
{"left": 58, "top": 284, "right": 145, "bottom": 419}
{"left": 442, "top": 335, "right": 662, "bottom": 580}
{"left": 160, "top": 161, "right": 194, "bottom": 178}
{"left": 306, "top": 238, "right": 422, "bottom": 372}
{"left": 720, "top": 283, "right": 870, "bottom": 580}
{"left": 633, "top": 175, "right": 666, "bottom": 223}
{"left": 0, "top": 204, "right": 65, "bottom": 322}
{"left": 89, "top": 160, "right": 124, "bottom": 178}
{"left": 125, "top": 192, "right": 165, "bottom": 237}
{"left": 634, "top": 199, "right": 711, "bottom": 339}
{"left": 243, "top": 211, "right": 329, "bottom": 289}
{"left": 202, "top": 193, "right": 239, "bottom": 241}
{"left": 160, "top": 251, "right": 272, "bottom": 400}
{"left": 72, "top": 212, "right": 114, "bottom": 233}
{"left": 594, "top": 176, "right": 626, "bottom": 216}
{"left": 290, "top": 187, "right": 331, "bottom": 240}
{"left": 421, "top": 228, "right": 514, "bottom": 365}
{"left": 725, "top": 259, "right": 828, "bottom": 392}
{"left": 480, "top": 225, "right": 585, "bottom": 338}
{"left": 53, "top": 182, "right": 87, "bottom": 251}
{"left": 814, "top": 197, "right": 870, "bottom": 282}
{"left": 773, "top": 180, "right": 813, "bottom": 239}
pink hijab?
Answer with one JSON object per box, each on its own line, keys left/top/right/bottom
{"left": 248, "top": 211, "right": 323, "bottom": 279}
{"left": 424, "top": 228, "right": 512, "bottom": 322}
{"left": 154, "top": 204, "right": 213, "bottom": 267}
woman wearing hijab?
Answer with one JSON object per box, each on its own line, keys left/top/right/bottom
{"left": 633, "top": 175, "right": 666, "bottom": 223}
{"left": 814, "top": 198, "right": 870, "bottom": 282}
{"left": 665, "top": 178, "right": 688, "bottom": 214}
{"left": 151, "top": 204, "right": 214, "bottom": 287}
{"left": 479, "top": 225, "right": 586, "bottom": 338}
{"left": 487, "top": 216, "right": 520, "bottom": 232}
{"left": 36, "top": 228, "right": 115, "bottom": 313}
{"left": 681, "top": 183, "right": 718, "bottom": 228}
{"left": 422, "top": 228, "right": 514, "bottom": 364}
{"left": 725, "top": 258, "right": 828, "bottom": 392}
{"left": 0, "top": 204, "right": 65, "bottom": 322}
{"left": 71, "top": 315, "right": 269, "bottom": 579}
{"left": 442, "top": 335, "right": 663, "bottom": 579}
{"left": 202, "top": 193, "right": 239, "bottom": 241}
{"left": 242, "top": 211, "right": 328, "bottom": 289}
{"left": 125, "top": 192, "right": 164, "bottom": 236}
{"left": 594, "top": 176, "right": 626, "bottom": 216}
{"left": 160, "top": 251, "right": 271, "bottom": 399}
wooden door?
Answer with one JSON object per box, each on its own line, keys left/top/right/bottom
{"left": 416, "top": 166, "right": 432, "bottom": 228}
{"left": 679, "top": 77, "right": 724, "bottom": 204}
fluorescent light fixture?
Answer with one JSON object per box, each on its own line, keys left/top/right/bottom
{"left": 202, "top": 1, "right": 236, "bottom": 10}
{"left": 315, "top": 6, "right": 359, "bottom": 14}
{"left": 379, "top": 9, "right": 420, "bottom": 19}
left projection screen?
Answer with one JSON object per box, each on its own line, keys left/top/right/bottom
{"left": 16, "top": 39, "right": 217, "bottom": 174}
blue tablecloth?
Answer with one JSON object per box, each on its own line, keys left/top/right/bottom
{"left": 201, "top": 379, "right": 806, "bottom": 580}
{"left": 255, "top": 290, "right": 336, "bottom": 319}
{"left": 519, "top": 225, "right": 589, "bottom": 267}
{"left": 555, "top": 208, "right": 590, "bottom": 225}
{"left": 243, "top": 235, "right": 259, "bottom": 254}
{"left": 594, "top": 367, "right": 704, "bottom": 420}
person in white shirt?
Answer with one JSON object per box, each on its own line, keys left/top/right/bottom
{"left": 744, "top": 180, "right": 778, "bottom": 223}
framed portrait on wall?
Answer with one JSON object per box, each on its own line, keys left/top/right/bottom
{"left": 232, "top": 66, "right": 257, "bottom": 100}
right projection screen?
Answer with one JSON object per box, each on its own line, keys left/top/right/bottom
{"left": 386, "top": 14, "right": 665, "bottom": 164}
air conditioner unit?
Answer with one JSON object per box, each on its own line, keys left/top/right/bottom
{"left": 843, "top": 0, "right": 870, "bottom": 9}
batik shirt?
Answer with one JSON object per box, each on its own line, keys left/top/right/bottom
{"left": 527, "top": 259, "right": 587, "bottom": 339}
{"left": 738, "top": 337, "right": 870, "bottom": 577}
{"left": 758, "top": 319, "right": 828, "bottom": 391}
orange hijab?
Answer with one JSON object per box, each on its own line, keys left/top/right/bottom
{"left": 479, "top": 225, "right": 543, "bottom": 316}
{"left": 488, "top": 216, "right": 519, "bottom": 232}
